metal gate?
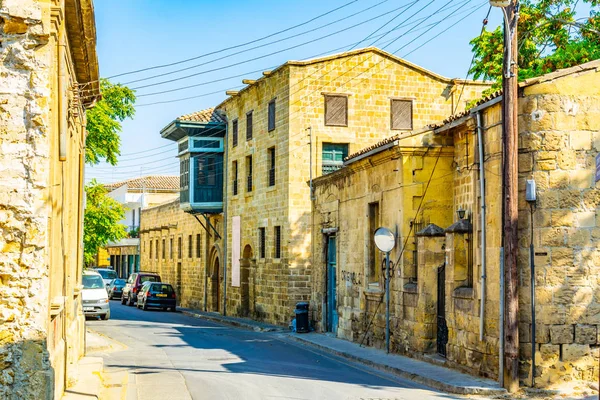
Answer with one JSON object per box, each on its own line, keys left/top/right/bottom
{"left": 437, "top": 263, "right": 448, "bottom": 357}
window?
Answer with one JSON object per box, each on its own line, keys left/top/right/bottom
{"left": 188, "top": 235, "right": 193, "bottom": 258}
{"left": 196, "top": 156, "right": 216, "bottom": 186}
{"left": 246, "top": 155, "right": 253, "bottom": 192}
{"left": 322, "top": 143, "right": 348, "bottom": 175}
{"left": 180, "top": 157, "right": 190, "bottom": 203}
{"left": 391, "top": 99, "right": 413, "bottom": 130}
{"left": 324, "top": 94, "right": 348, "bottom": 126}
{"left": 149, "top": 241, "right": 153, "bottom": 261}
{"left": 233, "top": 161, "right": 238, "bottom": 195}
{"left": 155, "top": 239, "right": 158, "bottom": 260}
{"left": 170, "top": 238, "right": 173, "bottom": 259}
{"left": 162, "top": 238, "right": 166, "bottom": 260}
{"left": 178, "top": 237, "right": 182, "bottom": 259}
{"left": 368, "top": 202, "right": 380, "bottom": 283}
{"left": 196, "top": 234, "right": 201, "bottom": 258}
{"left": 232, "top": 119, "right": 238, "bottom": 147}
{"left": 274, "top": 226, "right": 281, "bottom": 259}
{"left": 268, "top": 100, "right": 276, "bottom": 131}
{"left": 259, "top": 228, "right": 266, "bottom": 259}
{"left": 132, "top": 209, "right": 136, "bottom": 228}
{"left": 268, "top": 147, "right": 275, "bottom": 187}
{"left": 246, "top": 111, "right": 253, "bottom": 140}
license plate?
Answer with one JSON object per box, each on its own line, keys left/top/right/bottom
{"left": 83, "top": 307, "right": 94, "bottom": 311}
{"left": 156, "top": 294, "right": 167, "bottom": 297}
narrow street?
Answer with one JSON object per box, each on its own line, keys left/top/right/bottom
{"left": 88, "top": 303, "right": 463, "bottom": 400}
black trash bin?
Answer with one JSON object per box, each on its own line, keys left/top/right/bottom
{"left": 295, "top": 302, "right": 310, "bottom": 333}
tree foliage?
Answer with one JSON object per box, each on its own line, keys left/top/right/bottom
{"left": 470, "top": 0, "right": 600, "bottom": 93}
{"left": 85, "top": 78, "right": 136, "bottom": 165}
{"left": 83, "top": 179, "right": 128, "bottom": 266}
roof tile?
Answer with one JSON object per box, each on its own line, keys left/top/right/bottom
{"left": 178, "top": 107, "right": 226, "bottom": 124}
{"left": 104, "top": 175, "right": 179, "bottom": 191}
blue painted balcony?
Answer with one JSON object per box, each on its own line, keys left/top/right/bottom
{"left": 160, "top": 108, "right": 226, "bottom": 214}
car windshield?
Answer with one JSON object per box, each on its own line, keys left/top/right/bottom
{"left": 113, "top": 279, "right": 126, "bottom": 286}
{"left": 140, "top": 275, "right": 159, "bottom": 284}
{"left": 98, "top": 270, "right": 118, "bottom": 280}
{"left": 151, "top": 284, "right": 174, "bottom": 294}
{"left": 83, "top": 275, "right": 105, "bottom": 289}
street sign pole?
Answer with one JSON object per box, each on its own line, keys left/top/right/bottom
{"left": 385, "top": 250, "right": 390, "bottom": 354}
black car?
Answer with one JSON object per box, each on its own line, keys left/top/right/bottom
{"left": 107, "top": 278, "right": 126, "bottom": 299}
{"left": 136, "top": 282, "right": 177, "bottom": 312}
{"left": 122, "top": 272, "right": 161, "bottom": 306}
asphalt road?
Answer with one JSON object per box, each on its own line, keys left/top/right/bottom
{"left": 88, "top": 301, "right": 463, "bottom": 400}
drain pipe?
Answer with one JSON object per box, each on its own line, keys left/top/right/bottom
{"left": 222, "top": 123, "right": 229, "bottom": 316}
{"left": 476, "top": 111, "right": 487, "bottom": 341}
{"left": 499, "top": 247, "right": 505, "bottom": 387}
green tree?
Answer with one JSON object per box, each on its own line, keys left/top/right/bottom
{"left": 85, "top": 78, "right": 136, "bottom": 165}
{"left": 469, "top": 0, "right": 600, "bottom": 94}
{"left": 83, "top": 179, "right": 128, "bottom": 266}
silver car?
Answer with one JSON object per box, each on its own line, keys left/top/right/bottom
{"left": 82, "top": 270, "right": 111, "bottom": 320}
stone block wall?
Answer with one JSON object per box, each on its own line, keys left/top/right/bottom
{"left": 140, "top": 200, "right": 223, "bottom": 312}
{"left": 516, "top": 65, "right": 600, "bottom": 386}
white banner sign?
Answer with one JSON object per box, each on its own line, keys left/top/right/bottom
{"left": 231, "top": 216, "right": 241, "bottom": 287}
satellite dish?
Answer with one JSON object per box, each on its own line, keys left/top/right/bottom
{"left": 374, "top": 227, "right": 395, "bottom": 253}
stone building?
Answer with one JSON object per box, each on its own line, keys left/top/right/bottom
{"left": 139, "top": 200, "right": 223, "bottom": 311}
{"left": 103, "top": 175, "right": 179, "bottom": 278}
{"left": 310, "top": 60, "right": 600, "bottom": 387}
{"left": 215, "top": 47, "right": 489, "bottom": 325}
{"left": 0, "top": 0, "right": 100, "bottom": 398}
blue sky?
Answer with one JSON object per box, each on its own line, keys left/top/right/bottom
{"left": 86, "top": 0, "right": 506, "bottom": 184}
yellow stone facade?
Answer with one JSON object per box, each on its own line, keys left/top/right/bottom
{"left": 310, "top": 59, "right": 600, "bottom": 388}
{"left": 139, "top": 200, "right": 223, "bottom": 312}
{"left": 217, "top": 48, "right": 489, "bottom": 325}
{"left": 0, "top": 0, "right": 100, "bottom": 398}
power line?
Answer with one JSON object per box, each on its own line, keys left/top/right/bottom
{"left": 121, "top": 0, "right": 393, "bottom": 86}
{"left": 105, "top": 0, "right": 362, "bottom": 79}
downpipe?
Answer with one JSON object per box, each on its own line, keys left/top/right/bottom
{"left": 476, "top": 111, "right": 487, "bottom": 342}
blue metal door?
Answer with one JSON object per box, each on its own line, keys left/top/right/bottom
{"left": 326, "top": 236, "right": 338, "bottom": 333}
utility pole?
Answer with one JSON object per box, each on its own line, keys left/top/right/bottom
{"left": 501, "top": 0, "right": 520, "bottom": 393}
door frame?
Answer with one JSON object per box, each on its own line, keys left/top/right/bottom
{"left": 326, "top": 235, "right": 338, "bottom": 333}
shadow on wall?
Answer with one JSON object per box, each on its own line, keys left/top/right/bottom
{"left": 0, "top": 339, "right": 55, "bottom": 399}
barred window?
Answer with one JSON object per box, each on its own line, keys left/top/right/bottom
{"left": 196, "top": 234, "right": 201, "bottom": 258}
{"left": 170, "top": 237, "right": 173, "bottom": 259}
{"left": 155, "top": 239, "right": 159, "bottom": 260}
{"left": 232, "top": 160, "right": 238, "bottom": 195}
{"left": 149, "top": 240, "right": 153, "bottom": 261}
{"left": 232, "top": 119, "right": 238, "bottom": 147}
{"left": 162, "top": 238, "right": 166, "bottom": 260}
{"left": 246, "top": 155, "right": 253, "bottom": 192}
{"left": 391, "top": 99, "right": 413, "bottom": 130}
{"left": 178, "top": 237, "right": 182, "bottom": 259}
{"left": 274, "top": 226, "right": 281, "bottom": 259}
{"left": 259, "top": 228, "right": 266, "bottom": 259}
{"left": 322, "top": 143, "right": 348, "bottom": 175}
{"left": 324, "top": 95, "right": 348, "bottom": 126}
{"left": 268, "top": 100, "right": 276, "bottom": 131}
{"left": 268, "top": 147, "right": 275, "bottom": 187}
{"left": 246, "top": 111, "right": 253, "bottom": 141}
{"left": 188, "top": 235, "right": 192, "bottom": 258}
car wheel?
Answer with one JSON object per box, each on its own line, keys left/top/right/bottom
{"left": 142, "top": 301, "right": 148, "bottom": 311}
{"left": 127, "top": 294, "right": 135, "bottom": 307}
{"left": 170, "top": 306, "right": 176, "bottom": 312}
{"left": 101, "top": 311, "right": 110, "bottom": 321}
{"left": 121, "top": 295, "right": 126, "bottom": 305}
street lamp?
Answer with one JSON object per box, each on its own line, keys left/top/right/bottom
{"left": 374, "top": 227, "right": 396, "bottom": 354}
{"left": 457, "top": 207, "right": 466, "bottom": 220}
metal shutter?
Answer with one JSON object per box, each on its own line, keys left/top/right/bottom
{"left": 391, "top": 99, "right": 413, "bottom": 130}
{"left": 325, "top": 95, "right": 348, "bottom": 126}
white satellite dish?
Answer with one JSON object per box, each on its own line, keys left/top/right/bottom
{"left": 374, "top": 227, "right": 396, "bottom": 253}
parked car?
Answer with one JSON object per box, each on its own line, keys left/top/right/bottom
{"left": 107, "top": 278, "right": 126, "bottom": 299}
{"left": 82, "top": 270, "right": 110, "bottom": 320}
{"left": 137, "top": 282, "right": 177, "bottom": 312}
{"left": 95, "top": 268, "right": 118, "bottom": 287}
{"left": 121, "top": 272, "right": 161, "bottom": 306}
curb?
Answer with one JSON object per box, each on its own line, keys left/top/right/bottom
{"left": 286, "top": 334, "right": 507, "bottom": 396}
{"left": 180, "top": 309, "right": 285, "bottom": 332}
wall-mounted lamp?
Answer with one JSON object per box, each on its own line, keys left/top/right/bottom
{"left": 457, "top": 207, "right": 466, "bottom": 220}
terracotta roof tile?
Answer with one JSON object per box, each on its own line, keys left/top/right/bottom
{"left": 344, "top": 135, "right": 399, "bottom": 162}
{"left": 178, "top": 107, "right": 226, "bottom": 124}
{"left": 104, "top": 175, "right": 179, "bottom": 192}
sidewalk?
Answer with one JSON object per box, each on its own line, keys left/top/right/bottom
{"left": 287, "top": 332, "right": 506, "bottom": 396}
{"left": 177, "top": 308, "right": 506, "bottom": 396}
{"left": 179, "top": 307, "right": 285, "bottom": 332}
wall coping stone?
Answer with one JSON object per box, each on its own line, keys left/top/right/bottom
{"left": 416, "top": 223, "right": 445, "bottom": 237}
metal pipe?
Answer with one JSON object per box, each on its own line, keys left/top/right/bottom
{"left": 530, "top": 205, "right": 536, "bottom": 387}
{"left": 308, "top": 127, "right": 314, "bottom": 200}
{"left": 499, "top": 247, "right": 505, "bottom": 387}
{"left": 476, "top": 111, "right": 487, "bottom": 341}
{"left": 223, "top": 123, "right": 229, "bottom": 316}
{"left": 385, "top": 251, "right": 390, "bottom": 353}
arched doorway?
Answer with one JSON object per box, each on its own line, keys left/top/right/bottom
{"left": 240, "top": 245, "right": 253, "bottom": 317}
{"left": 211, "top": 255, "right": 220, "bottom": 313}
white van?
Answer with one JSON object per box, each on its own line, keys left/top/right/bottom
{"left": 95, "top": 268, "right": 118, "bottom": 287}
{"left": 82, "top": 270, "right": 110, "bottom": 320}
